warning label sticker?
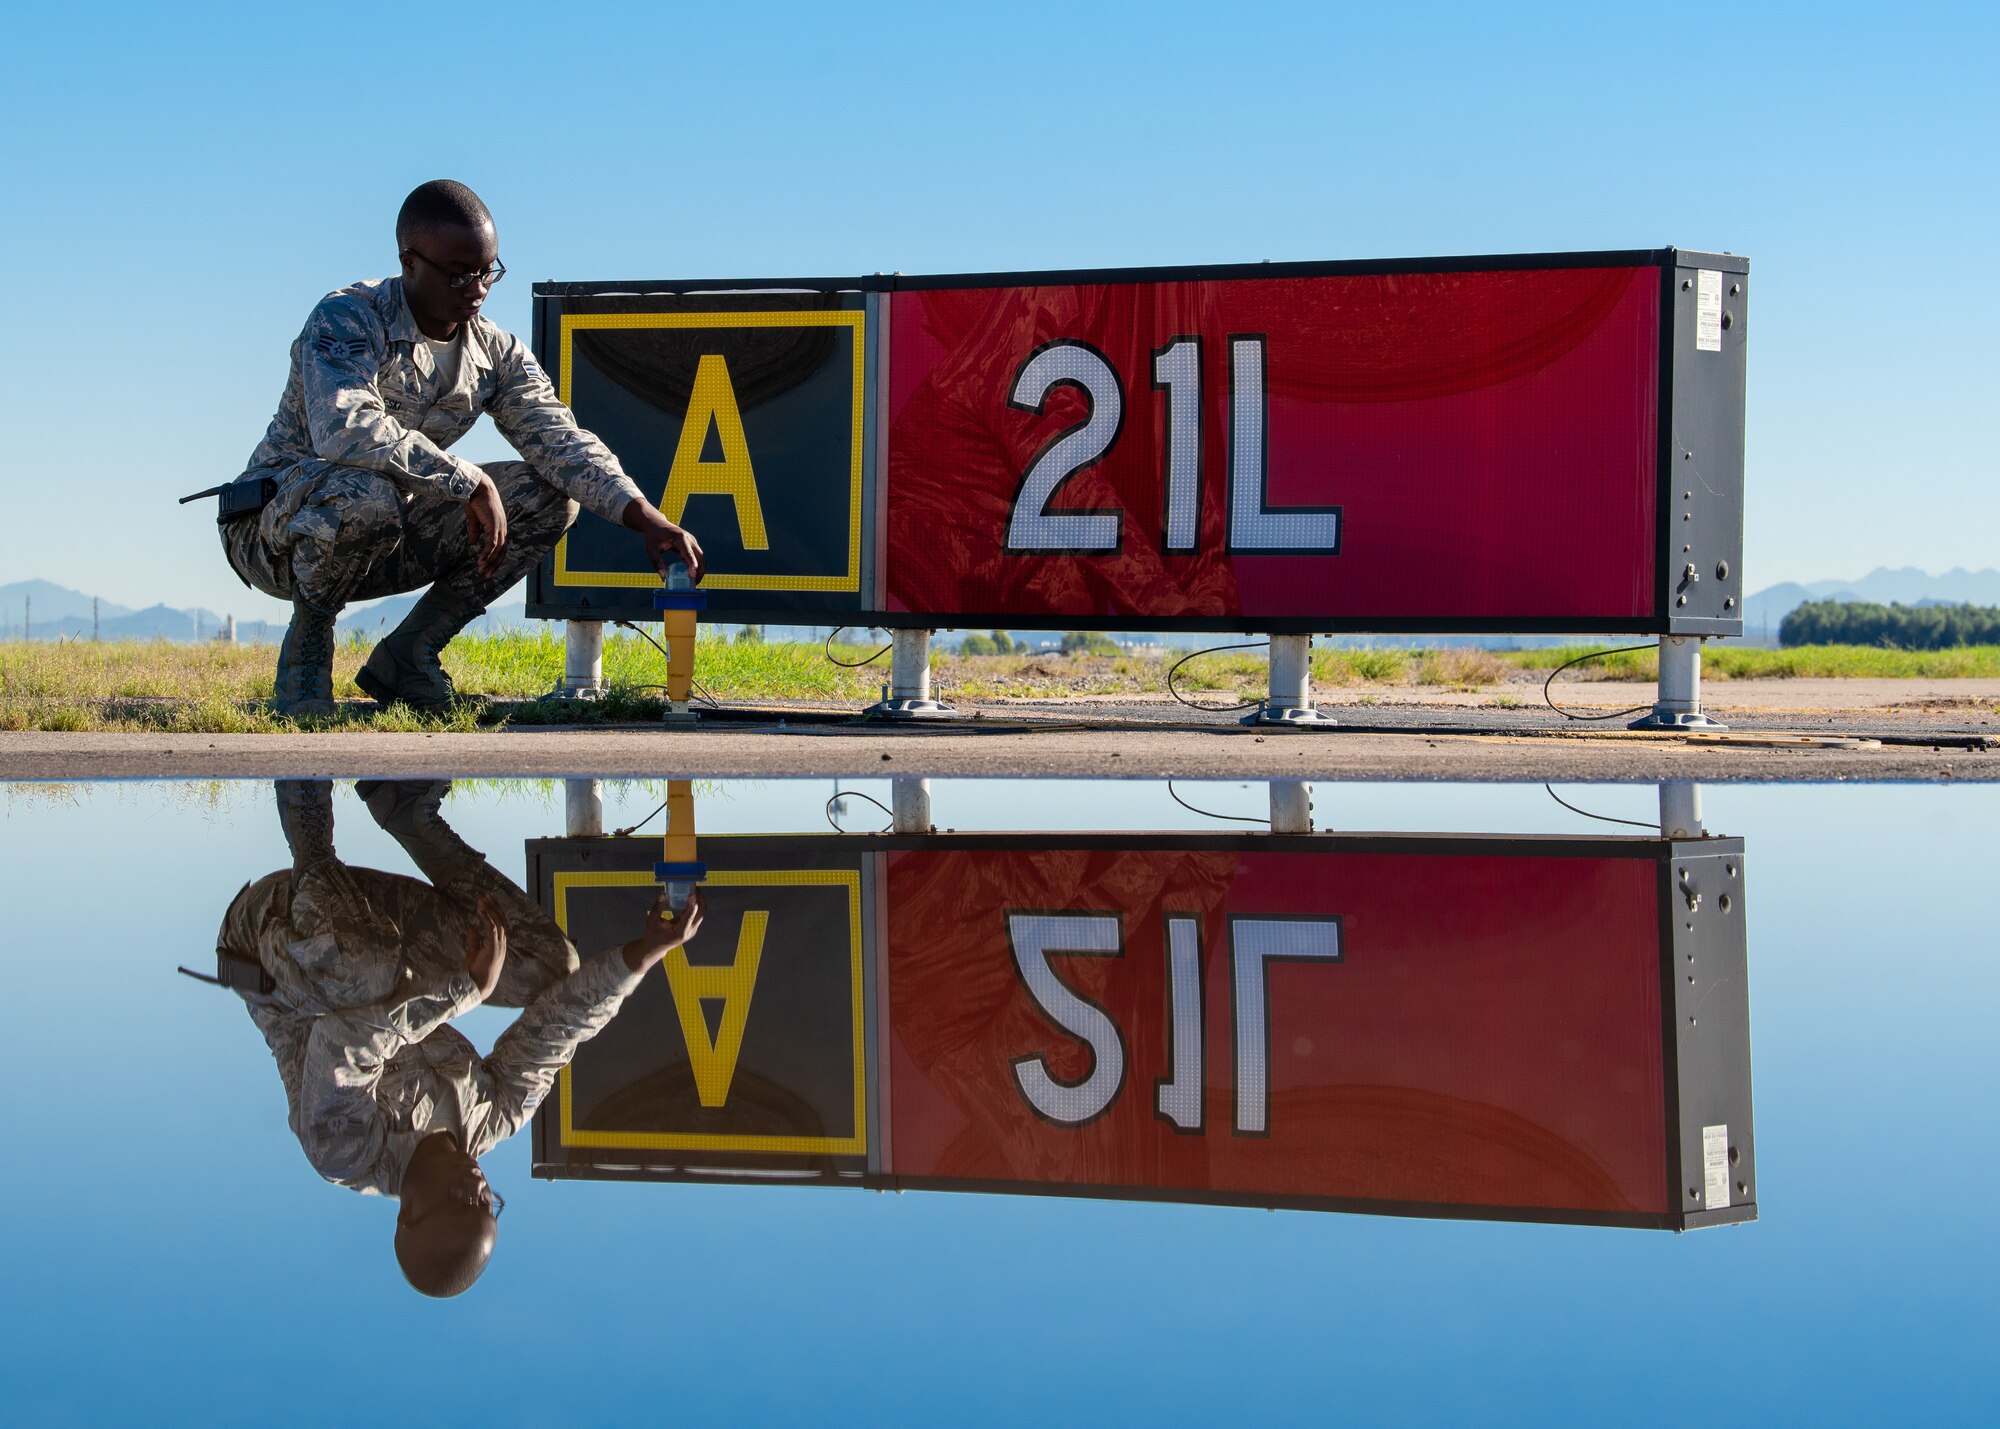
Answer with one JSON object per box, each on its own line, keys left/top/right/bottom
{"left": 1696, "top": 270, "right": 1724, "bottom": 352}
{"left": 1703, "top": 1122, "right": 1731, "bottom": 1207}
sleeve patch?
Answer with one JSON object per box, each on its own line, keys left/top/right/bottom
{"left": 314, "top": 335, "right": 369, "bottom": 362}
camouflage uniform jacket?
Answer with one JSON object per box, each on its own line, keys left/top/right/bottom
{"left": 237, "top": 275, "right": 643, "bottom": 523}
{"left": 232, "top": 877, "right": 643, "bottom": 1197}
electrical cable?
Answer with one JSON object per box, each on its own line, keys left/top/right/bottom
{"left": 613, "top": 621, "right": 720, "bottom": 706}
{"left": 825, "top": 627, "right": 891, "bottom": 668}
{"left": 825, "top": 789, "right": 894, "bottom": 833}
{"left": 609, "top": 797, "right": 668, "bottom": 838}
{"left": 1165, "top": 640, "right": 1267, "bottom": 711}
{"left": 1543, "top": 783, "right": 1659, "bottom": 831}
{"left": 613, "top": 619, "right": 670, "bottom": 662}
{"left": 1167, "top": 778, "right": 1270, "bottom": 825}
{"left": 1541, "top": 642, "right": 1658, "bottom": 721}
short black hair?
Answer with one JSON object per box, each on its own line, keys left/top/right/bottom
{"left": 396, "top": 180, "right": 493, "bottom": 250}
{"left": 395, "top": 1209, "right": 496, "bottom": 1299}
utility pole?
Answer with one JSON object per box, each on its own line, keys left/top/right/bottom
{"left": 93, "top": 597, "right": 100, "bottom": 642}
{"left": 23, "top": 596, "right": 29, "bottom": 642}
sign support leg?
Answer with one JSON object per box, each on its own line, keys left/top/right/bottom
{"left": 891, "top": 777, "right": 934, "bottom": 833}
{"left": 866, "top": 629, "right": 958, "bottom": 720}
{"left": 1631, "top": 636, "right": 1727, "bottom": 730}
{"left": 1659, "top": 780, "right": 1705, "bottom": 839}
{"left": 564, "top": 778, "right": 604, "bottom": 837}
{"left": 1246, "top": 633, "right": 1334, "bottom": 726}
{"left": 557, "top": 620, "right": 604, "bottom": 700}
{"left": 1269, "top": 780, "right": 1314, "bottom": 833}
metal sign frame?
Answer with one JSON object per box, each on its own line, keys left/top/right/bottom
{"left": 527, "top": 248, "right": 1748, "bottom": 637}
{"left": 528, "top": 829, "right": 1755, "bottom": 1232}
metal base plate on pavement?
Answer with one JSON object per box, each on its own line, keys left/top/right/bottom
{"left": 1243, "top": 702, "right": 1337, "bottom": 727}
{"left": 863, "top": 697, "right": 960, "bottom": 721}
{"left": 1629, "top": 708, "right": 1729, "bottom": 731}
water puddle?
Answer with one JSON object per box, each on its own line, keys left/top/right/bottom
{"left": 2, "top": 776, "right": 1990, "bottom": 1420}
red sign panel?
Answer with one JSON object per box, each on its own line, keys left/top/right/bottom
{"left": 886, "top": 267, "right": 1660, "bottom": 625}
{"left": 884, "top": 847, "right": 1669, "bottom": 1217}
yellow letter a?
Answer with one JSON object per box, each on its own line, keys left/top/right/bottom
{"left": 662, "top": 910, "right": 767, "bottom": 1107}
{"left": 660, "top": 353, "right": 769, "bottom": 549}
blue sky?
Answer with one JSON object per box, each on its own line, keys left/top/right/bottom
{"left": 1, "top": 1, "right": 1992, "bottom": 619}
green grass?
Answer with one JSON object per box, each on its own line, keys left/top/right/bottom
{"left": 1497, "top": 642, "right": 2000, "bottom": 681}
{"left": 0, "top": 631, "right": 893, "bottom": 732}
{"left": 3, "top": 635, "right": 1996, "bottom": 732}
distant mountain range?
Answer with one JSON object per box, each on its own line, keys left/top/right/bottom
{"left": 0, "top": 578, "right": 531, "bottom": 644}
{"left": 4, "top": 567, "right": 1997, "bottom": 645}
{"left": 1735, "top": 566, "right": 2000, "bottom": 638}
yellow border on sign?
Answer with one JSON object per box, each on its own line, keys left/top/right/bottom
{"left": 553, "top": 310, "right": 866, "bottom": 592}
{"left": 551, "top": 868, "right": 867, "bottom": 1155}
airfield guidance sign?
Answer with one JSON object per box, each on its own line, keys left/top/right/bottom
{"left": 530, "top": 830, "right": 1757, "bottom": 1230}
{"left": 530, "top": 249, "right": 1747, "bottom": 635}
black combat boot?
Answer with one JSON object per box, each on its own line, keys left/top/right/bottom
{"left": 354, "top": 779, "right": 471, "bottom": 880}
{"left": 354, "top": 583, "right": 485, "bottom": 711}
{"left": 273, "top": 600, "right": 339, "bottom": 718}
{"left": 274, "top": 778, "right": 336, "bottom": 872}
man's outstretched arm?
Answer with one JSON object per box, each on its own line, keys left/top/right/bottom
{"left": 474, "top": 890, "right": 707, "bottom": 1142}
{"left": 486, "top": 333, "right": 704, "bottom": 580}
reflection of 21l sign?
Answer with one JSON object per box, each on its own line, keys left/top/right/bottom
{"left": 1009, "top": 910, "right": 1342, "bottom": 1133}
{"left": 1006, "top": 337, "right": 1339, "bottom": 555}
{"left": 531, "top": 252, "right": 1746, "bottom": 635}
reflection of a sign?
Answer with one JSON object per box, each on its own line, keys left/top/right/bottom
{"left": 546, "top": 867, "right": 865, "bottom": 1159}
{"left": 530, "top": 785, "right": 1755, "bottom": 1231}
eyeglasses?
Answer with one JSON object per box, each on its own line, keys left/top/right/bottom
{"left": 397, "top": 1181, "right": 504, "bottom": 1226}
{"left": 405, "top": 249, "right": 506, "bottom": 290}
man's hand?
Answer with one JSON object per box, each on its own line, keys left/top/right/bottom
{"left": 622, "top": 888, "right": 705, "bottom": 974}
{"left": 620, "top": 500, "right": 705, "bottom": 583}
{"left": 463, "top": 893, "right": 509, "bottom": 1000}
{"left": 465, "top": 474, "right": 509, "bottom": 579}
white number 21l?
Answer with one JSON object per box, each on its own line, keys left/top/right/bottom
{"left": 1004, "top": 336, "right": 1342, "bottom": 557}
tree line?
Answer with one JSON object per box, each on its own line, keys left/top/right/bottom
{"left": 957, "top": 630, "right": 1120, "bottom": 656}
{"left": 1779, "top": 599, "right": 2000, "bottom": 649}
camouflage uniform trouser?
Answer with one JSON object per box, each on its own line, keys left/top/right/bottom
{"left": 222, "top": 459, "right": 577, "bottom": 612}
{"left": 250, "top": 849, "right": 581, "bottom": 1011}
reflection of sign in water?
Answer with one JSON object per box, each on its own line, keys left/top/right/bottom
{"left": 536, "top": 852, "right": 867, "bottom": 1167}
{"left": 533, "top": 833, "right": 1754, "bottom": 1231}
{"left": 887, "top": 846, "right": 1690, "bottom": 1221}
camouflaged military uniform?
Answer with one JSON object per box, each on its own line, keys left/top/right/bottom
{"left": 223, "top": 779, "right": 643, "bottom": 1197}
{"left": 236, "top": 936, "right": 642, "bottom": 1198}
{"left": 223, "top": 276, "right": 645, "bottom": 611}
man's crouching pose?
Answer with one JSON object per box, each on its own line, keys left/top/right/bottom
{"left": 224, "top": 780, "right": 705, "bottom": 1296}
{"left": 221, "top": 179, "right": 703, "bottom": 715}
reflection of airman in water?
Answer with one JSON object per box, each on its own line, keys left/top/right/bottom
{"left": 218, "top": 780, "right": 703, "bottom": 1296}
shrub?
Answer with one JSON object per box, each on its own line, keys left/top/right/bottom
{"left": 1060, "top": 630, "right": 1120, "bottom": 656}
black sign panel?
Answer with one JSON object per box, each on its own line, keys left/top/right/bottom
{"left": 529, "top": 837, "right": 872, "bottom": 1177}
{"left": 528, "top": 293, "right": 870, "bottom": 621}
